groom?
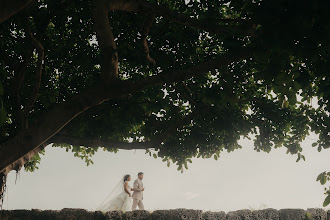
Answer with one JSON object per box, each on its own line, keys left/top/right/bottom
{"left": 132, "top": 172, "right": 144, "bottom": 210}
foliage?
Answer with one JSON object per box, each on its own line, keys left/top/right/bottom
{"left": 24, "top": 150, "right": 45, "bottom": 172}
{"left": 51, "top": 144, "right": 98, "bottom": 166}
{"left": 316, "top": 172, "right": 330, "bottom": 207}
{"left": 0, "top": 0, "right": 329, "bottom": 204}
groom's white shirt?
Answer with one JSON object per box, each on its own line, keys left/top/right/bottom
{"left": 132, "top": 178, "right": 143, "bottom": 200}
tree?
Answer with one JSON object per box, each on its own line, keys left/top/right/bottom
{"left": 0, "top": 0, "right": 329, "bottom": 207}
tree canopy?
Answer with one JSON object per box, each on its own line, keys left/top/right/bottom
{"left": 0, "top": 0, "right": 329, "bottom": 207}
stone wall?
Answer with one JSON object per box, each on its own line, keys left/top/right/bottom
{"left": 0, "top": 208, "right": 328, "bottom": 220}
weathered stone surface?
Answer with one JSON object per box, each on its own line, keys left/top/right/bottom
{"left": 38, "top": 209, "right": 61, "bottom": 220}
{"left": 0, "top": 209, "right": 38, "bottom": 220}
{"left": 279, "top": 209, "right": 306, "bottom": 220}
{"left": 151, "top": 209, "right": 202, "bottom": 220}
{"left": 0, "top": 210, "right": 10, "bottom": 220}
{"left": 327, "top": 210, "right": 330, "bottom": 220}
{"left": 227, "top": 209, "right": 253, "bottom": 219}
{"left": 34, "top": 209, "right": 104, "bottom": 220}
{"left": 92, "top": 211, "right": 106, "bottom": 220}
{"left": 1, "top": 208, "right": 329, "bottom": 219}
{"left": 56, "top": 208, "right": 100, "bottom": 220}
{"left": 105, "top": 210, "right": 124, "bottom": 220}
{"left": 306, "top": 208, "right": 326, "bottom": 220}
{"left": 252, "top": 209, "right": 279, "bottom": 220}
{"left": 124, "top": 210, "right": 150, "bottom": 220}
{"left": 202, "top": 211, "right": 226, "bottom": 220}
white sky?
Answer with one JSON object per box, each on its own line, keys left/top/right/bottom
{"left": 2, "top": 133, "right": 330, "bottom": 212}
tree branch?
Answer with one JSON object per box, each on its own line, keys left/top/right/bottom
{"left": 139, "top": 1, "right": 255, "bottom": 36}
{"left": 174, "top": 82, "right": 198, "bottom": 106}
{"left": 10, "top": 17, "right": 44, "bottom": 129}
{"left": 141, "top": 12, "right": 156, "bottom": 67}
{"left": 11, "top": 47, "right": 33, "bottom": 129}
{"left": 23, "top": 20, "right": 44, "bottom": 125}
{"left": 102, "top": 0, "right": 139, "bottom": 11}
{"left": 129, "top": 47, "right": 257, "bottom": 92}
{"left": 103, "top": 0, "right": 255, "bottom": 36}
{"left": 0, "top": 0, "right": 34, "bottom": 24}
{"left": 93, "top": 0, "right": 119, "bottom": 82}
{"left": 49, "top": 133, "right": 157, "bottom": 150}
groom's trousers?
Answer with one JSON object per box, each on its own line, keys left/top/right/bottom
{"left": 132, "top": 199, "right": 144, "bottom": 210}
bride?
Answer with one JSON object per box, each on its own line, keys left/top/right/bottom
{"left": 97, "top": 174, "right": 133, "bottom": 212}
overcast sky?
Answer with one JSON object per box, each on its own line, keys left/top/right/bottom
{"left": 3, "top": 133, "right": 330, "bottom": 212}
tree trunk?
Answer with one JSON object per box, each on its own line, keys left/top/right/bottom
{"left": 0, "top": 82, "right": 118, "bottom": 175}
{"left": 0, "top": 0, "right": 34, "bottom": 24}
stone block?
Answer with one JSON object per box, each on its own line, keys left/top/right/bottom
{"left": 252, "top": 209, "right": 279, "bottom": 220}
{"left": 151, "top": 209, "right": 202, "bottom": 220}
{"left": 0, "top": 209, "right": 39, "bottom": 220}
{"left": 306, "top": 208, "right": 326, "bottom": 220}
{"left": 227, "top": 209, "right": 253, "bottom": 219}
{"left": 38, "top": 210, "right": 61, "bottom": 220}
{"left": 279, "top": 209, "right": 306, "bottom": 220}
{"left": 124, "top": 210, "right": 150, "bottom": 220}
{"left": 0, "top": 210, "right": 11, "bottom": 220}
{"left": 56, "top": 208, "right": 97, "bottom": 220}
{"left": 202, "top": 211, "right": 226, "bottom": 220}
{"left": 105, "top": 210, "right": 124, "bottom": 220}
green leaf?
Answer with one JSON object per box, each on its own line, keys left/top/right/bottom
{"left": 317, "top": 172, "right": 325, "bottom": 182}
{"left": 323, "top": 194, "right": 330, "bottom": 207}
{"left": 321, "top": 175, "right": 327, "bottom": 185}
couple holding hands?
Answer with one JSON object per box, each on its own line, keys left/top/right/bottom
{"left": 97, "top": 172, "right": 145, "bottom": 212}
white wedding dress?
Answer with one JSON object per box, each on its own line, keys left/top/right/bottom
{"left": 97, "top": 176, "right": 133, "bottom": 212}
